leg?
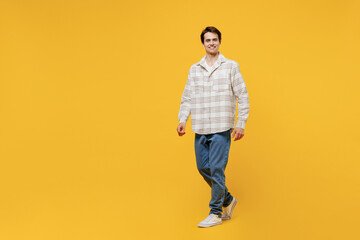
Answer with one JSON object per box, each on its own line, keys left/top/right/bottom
{"left": 194, "top": 133, "right": 212, "bottom": 187}
{"left": 208, "top": 129, "right": 233, "bottom": 216}
{"left": 195, "top": 131, "right": 233, "bottom": 213}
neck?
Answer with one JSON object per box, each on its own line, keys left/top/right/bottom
{"left": 206, "top": 51, "right": 219, "bottom": 59}
{"left": 205, "top": 52, "right": 219, "bottom": 63}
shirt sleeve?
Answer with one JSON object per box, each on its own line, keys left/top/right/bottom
{"left": 231, "top": 63, "right": 250, "bottom": 129}
{"left": 178, "top": 70, "right": 192, "bottom": 124}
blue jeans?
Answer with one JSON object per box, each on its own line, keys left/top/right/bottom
{"left": 195, "top": 129, "right": 234, "bottom": 217}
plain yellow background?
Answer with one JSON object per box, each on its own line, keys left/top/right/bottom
{"left": 1, "top": 0, "right": 360, "bottom": 239}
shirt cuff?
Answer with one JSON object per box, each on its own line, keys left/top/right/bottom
{"left": 235, "top": 120, "right": 246, "bottom": 129}
{"left": 179, "top": 117, "right": 187, "bottom": 124}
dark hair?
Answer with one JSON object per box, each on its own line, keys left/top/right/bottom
{"left": 200, "top": 26, "right": 222, "bottom": 44}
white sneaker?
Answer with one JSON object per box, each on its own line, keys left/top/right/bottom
{"left": 197, "top": 214, "right": 222, "bottom": 228}
{"left": 221, "top": 197, "right": 237, "bottom": 220}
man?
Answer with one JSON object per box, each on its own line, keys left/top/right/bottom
{"left": 176, "top": 26, "right": 250, "bottom": 228}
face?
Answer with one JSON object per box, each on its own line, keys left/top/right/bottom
{"left": 202, "top": 32, "right": 221, "bottom": 55}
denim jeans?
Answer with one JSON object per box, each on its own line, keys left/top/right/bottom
{"left": 195, "top": 129, "right": 234, "bottom": 217}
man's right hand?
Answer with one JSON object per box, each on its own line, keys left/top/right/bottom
{"left": 177, "top": 123, "right": 186, "bottom": 136}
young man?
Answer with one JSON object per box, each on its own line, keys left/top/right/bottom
{"left": 176, "top": 26, "right": 250, "bottom": 228}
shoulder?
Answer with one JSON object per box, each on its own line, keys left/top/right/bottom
{"left": 219, "top": 52, "right": 239, "bottom": 68}
{"left": 190, "top": 62, "right": 199, "bottom": 69}
{"left": 224, "top": 58, "right": 239, "bottom": 69}
{"left": 188, "top": 62, "right": 201, "bottom": 74}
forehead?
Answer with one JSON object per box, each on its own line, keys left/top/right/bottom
{"left": 204, "top": 32, "right": 219, "bottom": 40}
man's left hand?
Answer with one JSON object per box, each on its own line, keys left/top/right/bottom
{"left": 231, "top": 127, "right": 245, "bottom": 141}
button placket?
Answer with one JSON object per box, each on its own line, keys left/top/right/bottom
{"left": 207, "top": 73, "right": 211, "bottom": 123}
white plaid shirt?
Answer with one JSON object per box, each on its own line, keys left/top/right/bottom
{"left": 178, "top": 52, "right": 250, "bottom": 134}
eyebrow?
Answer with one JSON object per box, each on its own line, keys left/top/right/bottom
{"left": 205, "top": 38, "right": 218, "bottom": 40}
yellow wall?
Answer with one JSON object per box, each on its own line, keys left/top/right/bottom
{"left": 1, "top": 0, "right": 359, "bottom": 239}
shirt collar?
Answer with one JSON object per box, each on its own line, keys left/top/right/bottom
{"left": 198, "top": 52, "right": 226, "bottom": 69}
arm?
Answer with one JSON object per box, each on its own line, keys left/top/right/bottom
{"left": 231, "top": 63, "right": 250, "bottom": 141}
{"left": 177, "top": 70, "right": 192, "bottom": 136}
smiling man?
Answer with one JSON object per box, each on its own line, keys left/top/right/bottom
{"left": 177, "top": 26, "right": 250, "bottom": 228}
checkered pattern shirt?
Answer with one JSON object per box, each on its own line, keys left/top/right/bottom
{"left": 178, "top": 52, "right": 250, "bottom": 134}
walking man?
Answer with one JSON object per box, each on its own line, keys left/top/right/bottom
{"left": 177, "top": 26, "right": 250, "bottom": 228}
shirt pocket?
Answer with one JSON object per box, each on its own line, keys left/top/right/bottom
{"left": 213, "top": 83, "right": 230, "bottom": 92}
{"left": 193, "top": 78, "right": 204, "bottom": 95}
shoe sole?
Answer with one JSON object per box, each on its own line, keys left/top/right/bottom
{"left": 198, "top": 222, "right": 222, "bottom": 228}
{"left": 221, "top": 198, "right": 237, "bottom": 220}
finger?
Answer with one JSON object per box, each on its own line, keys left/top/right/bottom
{"left": 177, "top": 126, "right": 183, "bottom": 135}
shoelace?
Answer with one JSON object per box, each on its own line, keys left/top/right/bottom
{"left": 206, "top": 214, "right": 219, "bottom": 221}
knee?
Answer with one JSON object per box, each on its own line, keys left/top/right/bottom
{"left": 197, "top": 166, "right": 210, "bottom": 175}
{"left": 211, "top": 165, "right": 225, "bottom": 177}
